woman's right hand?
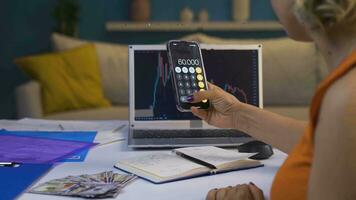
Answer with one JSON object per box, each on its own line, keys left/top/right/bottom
{"left": 188, "top": 82, "right": 243, "bottom": 129}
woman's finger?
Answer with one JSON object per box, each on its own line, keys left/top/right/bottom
{"left": 189, "top": 90, "right": 214, "bottom": 103}
{"left": 206, "top": 188, "right": 217, "bottom": 200}
{"left": 215, "top": 188, "right": 228, "bottom": 200}
{"left": 188, "top": 82, "right": 224, "bottom": 103}
{"left": 225, "top": 186, "right": 239, "bottom": 199}
{"left": 191, "top": 107, "right": 209, "bottom": 120}
{"left": 207, "top": 82, "right": 218, "bottom": 89}
{"left": 248, "top": 183, "right": 264, "bottom": 200}
{"left": 235, "top": 184, "right": 253, "bottom": 199}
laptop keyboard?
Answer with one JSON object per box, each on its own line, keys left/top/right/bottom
{"left": 132, "top": 129, "right": 249, "bottom": 139}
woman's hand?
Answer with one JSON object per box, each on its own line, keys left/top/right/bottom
{"left": 188, "top": 82, "right": 242, "bottom": 129}
{"left": 206, "top": 183, "right": 264, "bottom": 200}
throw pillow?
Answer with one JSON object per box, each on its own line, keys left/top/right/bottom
{"left": 15, "top": 44, "right": 111, "bottom": 114}
{"left": 51, "top": 33, "right": 128, "bottom": 105}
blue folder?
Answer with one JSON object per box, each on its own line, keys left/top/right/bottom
{"left": 0, "top": 130, "right": 97, "bottom": 162}
{"left": 0, "top": 163, "right": 53, "bottom": 200}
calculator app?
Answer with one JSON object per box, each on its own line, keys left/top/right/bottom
{"left": 168, "top": 42, "right": 209, "bottom": 110}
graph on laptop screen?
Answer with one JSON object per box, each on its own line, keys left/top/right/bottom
{"left": 134, "top": 49, "right": 259, "bottom": 121}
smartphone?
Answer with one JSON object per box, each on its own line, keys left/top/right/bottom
{"left": 167, "top": 40, "right": 209, "bottom": 112}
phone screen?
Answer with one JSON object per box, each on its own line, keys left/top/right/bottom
{"left": 167, "top": 41, "right": 209, "bottom": 111}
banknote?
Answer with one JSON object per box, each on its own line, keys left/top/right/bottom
{"left": 30, "top": 171, "right": 136, "bottom": 198}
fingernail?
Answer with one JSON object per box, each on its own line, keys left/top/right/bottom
{"left": 249, "top": 182, "right": 255, "bottom": 185}
{"left": 187, "top": 95, "right": 194, "bottom": 102}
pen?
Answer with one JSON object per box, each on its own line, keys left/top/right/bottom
{"left": 0, "top": 162, "right": 20, "bottom": 167}
{"left": 58, "top": 124, "right": 65, "bottom": 130}
{"left": 112, "top": 124, "right": 126, "bottom": 133}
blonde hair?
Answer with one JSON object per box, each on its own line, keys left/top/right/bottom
{"left": 295, "top": 0, "right": 356, "bottom": 32}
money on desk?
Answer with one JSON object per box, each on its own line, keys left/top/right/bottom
{"left": 29, "top": 171, "right": 136, "bottom": 198}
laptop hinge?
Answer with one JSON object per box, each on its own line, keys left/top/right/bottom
{"left": 190, "top": 120, "right": 203, "bottom": 128}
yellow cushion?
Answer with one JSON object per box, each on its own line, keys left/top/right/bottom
{"left": 15, "top": 44, "right": 111, "bottom": 114}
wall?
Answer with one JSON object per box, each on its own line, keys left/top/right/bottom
{"left": 0, "top": 0, "right": 284, "bottom": 119}
{"left": 79, "top": 0, "right": 282, "bottom": 43}
{"left": 0, "top": 1, "right": 58, "bottom": 119}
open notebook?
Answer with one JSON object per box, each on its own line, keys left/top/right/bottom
{"left": 114, "top": 146, "right": 262, "bottom": 183}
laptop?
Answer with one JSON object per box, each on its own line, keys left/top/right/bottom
{"left": 128, "top": 44, "right": 263, "bottom": 148}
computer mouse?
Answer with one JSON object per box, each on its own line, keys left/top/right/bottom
{"left": 237, "top": 140, "right": 274, "bottom": 160}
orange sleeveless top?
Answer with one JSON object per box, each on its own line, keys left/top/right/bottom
{"left": 271, "top": 50, "right": 356, "bottom": 200}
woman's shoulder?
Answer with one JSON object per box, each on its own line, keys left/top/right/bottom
{"left": 324, "top": 66, "right": 356, "bottom": 103}
{"left": 320, "top": 66, "right": 356, "bottom": 125}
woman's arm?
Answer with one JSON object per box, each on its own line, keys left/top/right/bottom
{"left": 191, "top": 83, "right": 307, "bottom": 153}
{"left": 308, "top": 69, "right": 356, "bottom": 199}
{"left": 236, "top": 103, "right": 307, "bottom": 153}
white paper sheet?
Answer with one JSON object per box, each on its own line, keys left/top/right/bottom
{"left": 0, "top": 120, "right": 62, "bottom": 131}
{"left": 0, "top": 119, "right": 128, "bottom": 145}
{"left": 19, "top": 118, "right": 125, "bottom": 131}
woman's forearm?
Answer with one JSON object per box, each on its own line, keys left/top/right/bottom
{"left": 233, "top": 103, "right": 307, "bottom": 153}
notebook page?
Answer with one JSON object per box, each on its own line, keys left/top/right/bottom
{"left": 175, "top": 146, "right": 254, "bottom": 168}
{"left": 118, "top": 152, "right": 208, "bottom": 178}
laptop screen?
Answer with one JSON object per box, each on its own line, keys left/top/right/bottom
{"left": 134, "top": 48, "right": 260, "bottom": 121}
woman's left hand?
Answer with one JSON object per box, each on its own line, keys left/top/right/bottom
{"left": 206, "top": 183, "right": 264, "bottom": 200}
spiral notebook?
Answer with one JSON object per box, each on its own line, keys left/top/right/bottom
{"left": 114, "top": 146, "right": 262, "bottom": 183}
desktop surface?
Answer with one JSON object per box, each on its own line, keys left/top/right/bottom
{"left": 18, "top": 124, "right": 286, "bottom": 200}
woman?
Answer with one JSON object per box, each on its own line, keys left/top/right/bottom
{"left": 188, "top": 0, "right": 356, "bottom": 199}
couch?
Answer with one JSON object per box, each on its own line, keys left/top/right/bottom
{"left": 16, "top": 33, "right": 328, "bottom": 121}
